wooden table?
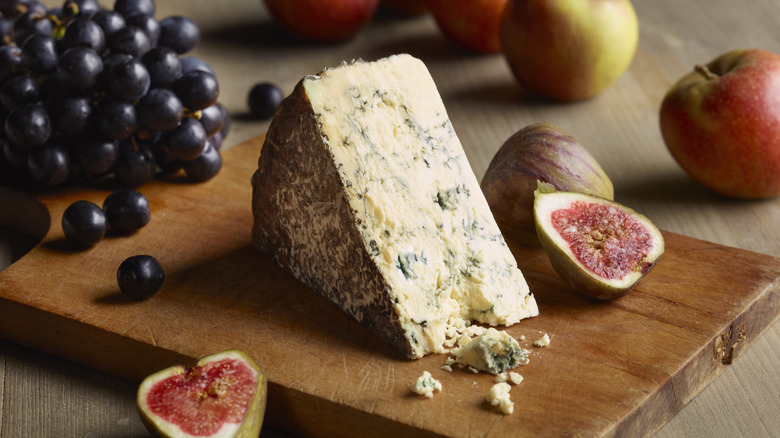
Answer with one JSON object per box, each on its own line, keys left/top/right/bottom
{"left": 1, "top": 0, "right": 779, "bottom": 436}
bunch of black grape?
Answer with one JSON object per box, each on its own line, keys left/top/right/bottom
{"left": 0, "top": 0, "right": 229, "bottom": 189}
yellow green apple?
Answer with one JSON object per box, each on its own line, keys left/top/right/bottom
{"left": 500, "top": 0, "right": 639, "bottom": 101}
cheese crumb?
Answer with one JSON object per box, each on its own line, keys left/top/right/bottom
{"left": 486, "top": 382, "right": 514, "bottom": 414}
{"left": 534, "top": 333, "right": 550, "bottom": 347}
{"left": 412, "top": 371, "right": 442, "bottom": 398}
{"left": 508, "top": 372, "right": 523, "bottom": 385}
{"left": 495, "top": 373, "right": 508, "bottom": 383}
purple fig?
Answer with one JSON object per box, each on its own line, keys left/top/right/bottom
{"left": 481, "top": 123, "right": 614, "bottom": 245}
{"left": 534, "top": 182, "right": 664, "bottom": 300}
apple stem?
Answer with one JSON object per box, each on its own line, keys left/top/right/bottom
{"left": 695, "top": 64, "right": 719, "bottom": 80}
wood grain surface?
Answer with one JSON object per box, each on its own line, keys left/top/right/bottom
{"left": 2, "top": 0, "right": 780, "bottom": 437}
{"left": 2, "top": 136, "right": 780, "bottom": 437}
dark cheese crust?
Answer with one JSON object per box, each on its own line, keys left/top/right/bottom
{"left": 251, "top": 76, "right": 414, "bottom": 359}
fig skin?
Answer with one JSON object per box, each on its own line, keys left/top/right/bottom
{"left": 534, "top": 182, "right": 664, "bottom": 300}
{"left": 481, "top": 123, "right": 614, "bottom": 246}
{"left": 136, "top": 349, "right": 267, "bottom": 438}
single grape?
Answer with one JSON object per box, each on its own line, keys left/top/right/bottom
{"left": 199, "top": 103, "right": 225, "bottom": 136}
{"left": 27, "top": 141, "right": 70, "bottom": 186}
{"left": 102, "top": 188, "right": 150, "bottom": 233}
{"left": 59, "top": 16, "right": 106, "bottom": 53}
{"left": 0, "top": 46, "right": 22, "bottom": 83}
{"left": 0, "top": 74, "right": 40, "bottom": 111}
{"left": 107, "top": 25, "right": 151, "bottom": 58}
{"left": 5, "top": 103, "right": 51, "bottom": 147}
{"left": 97, "top": 98, "right": 137, "bottom": 140}
{"left": 11, "top": 10, "right": 53, "bottom": 45}
{"left": 171, "top": 70, "right": 218, "bottom": 110}
{"left": 62, "top": 200, "right": 106, "bottom": 246}
{"left": 77, "top": 135, "right": 118, "bottom": 175}
{"left": 114, "top": 141, "right": 155, "bottom": 187}
{"left": 91, "top": 9, "right": 126, "bottom": 38}
{"left": 158, "top": 16, "right": 200, "bottom": 54}
{"left": 179, "top": 55, "right": 213, "bottom": 75}
{"left": 67, "top": 0, "right": 100, "bottom": 15}
{"left": 114, "top": 0, "right": 155, "bottom": 18}
{"left": 141, "top": 46, "right": 181, "bottom": 88}
{"left": 20, "top": 33, "right": 58, "bottom": 74}
{"left": 116, "top": 254, "right": 164, "bottom": 300}
{"left": 0, "top": 0, "right": 35, "bottom": 17}
{"left": 162, "top": 116, "right": 206, "bottom": 160}
{"left": 106, "top": 57, "right": 150, "bottom": 100}
{"left": 136, "top": 88, "right": 182, "bottom": 132}
{"left": 57, "top": 47, "right": 104, "bottom": 89}
{"left": 248, "top": 82, "right": 283, "bottom": 120}
{"left": 48, "top": 95, "right": 92, "bottom": 136}
{"left": 182, "top": 140, "right": 221, "bottom": 182}
{"left": 125, "top": 12, "right": 159, "bottom": 46}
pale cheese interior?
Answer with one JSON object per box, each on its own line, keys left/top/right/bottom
{"left": 303, "top": 54, "right": 537, "bottom": 357}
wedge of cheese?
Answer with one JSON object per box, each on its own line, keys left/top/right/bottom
{"left": 251, "top": 54, "right": 537, "bottom": 359}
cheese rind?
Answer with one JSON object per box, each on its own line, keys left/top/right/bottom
{"left": 251, "top": 54, "right": 537, "bottom": 359}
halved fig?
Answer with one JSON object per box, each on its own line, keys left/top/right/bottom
{"left": 137, "top": 349, "right": 267, "bottom": 438}
{"left": 534, "top": 182, "right": 664, "bottom": 300}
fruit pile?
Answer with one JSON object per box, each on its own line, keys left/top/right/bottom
{"left": 0, "top": 0, "right": 229, "bottom": 189}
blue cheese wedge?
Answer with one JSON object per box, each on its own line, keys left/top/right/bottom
{"left": 411, "top": 371, "right": 442, "bottom": 398}
{"left": 252, "top": 54, "right": 538, "bottom": 359}
{"left": 454, "top": 328, "right": 528, "bottom": 374}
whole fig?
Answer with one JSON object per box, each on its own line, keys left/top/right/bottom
{"left": 481, "top": 123, "right": 614, "bottom": 245}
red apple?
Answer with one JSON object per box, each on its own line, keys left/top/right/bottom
{"left": 264, "top": 0, "right": 380, "bottom": 42}
{"left": 659, "top": 49, "right": 780, "bottom": 199}
{"left": 500, "top": 0, "right": 638, "bottom": 101}
{"left": 428, "top": 0, "right": 508, "bottom": 53}
{"left": 382, "top": 0, "right": 429, "bottom": 15}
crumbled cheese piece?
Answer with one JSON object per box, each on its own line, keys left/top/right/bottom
{"left": 508, "top": 372, "right": 523, "bottom": 385}
{"left": 534, "top": 333, "right": 551, "bottom": 347}
{"left": 412, "top": 371, "right": 442, "bottom": 398}
{"left": 495, "top": 373, "right": 508, "bottom": 383}
{"left": 441, "top": 365, "right": 453, "bottom": 372}
{"left": 455, "top": 328, "right": 527, "bottom": 374}
{"left": 487, "top": 382, "right": 514, "bottom": 414}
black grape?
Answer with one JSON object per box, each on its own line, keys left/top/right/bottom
{"left": 11, "top": 10, "right": 53, "bottom": 45}
{"left": 114, "top": 141, "right": 155, "bottom": 187}
{"left": 91, "top": 9, "right": 127, "bottom": 38}
{"left": 107, "top": 25, "right": 150, "bottom": 57}
{"left": 97, "top": 98, "right": 137, "bottom": 140}
{"left": 162, "top": 116, "right": 206, "bottom": 160}
{"left": 114, "top": 0, "right": 155, "bottom": 18}
{"left": 171, "top": 70, "right": 218, "bottom": 110}
{"left": 182, "top": 140, "right": 221, "bottom": 182}
{"left": 62, "top": 200, "right": 106, "bottom": 246}
{"left": 141, "top": 46, "right": 180, "bottom": 88}
{"left": 48, "top": 95, "right": 92, "bottom": 136}
{"left": 136, "top": 88, "right": 182, "bottom": 132}
{"left": 158, "top": 16, "right": 199, "bottom": 54}
{"left": 179, "top": 55, "right": 213, "bottom": 75}
{"left": 0, "top": 74, "right": 40, "bottom": 111}
{"left": 26, "top": 141, "right": 69, "bottom": 186}
{"left": 59, "top": 16, "right": 106, "bottom": 53}
{"left": 199, "top": 103, "right": 225, "bottom": 136}
{"left": 125, "top": 12, "right": 159, "bottom": 46}
{"left": 78, "top": 135, "right": 118, "bottom": 175}
{"left": 248, "top": 82, "right": 283, "bottom": 120}
{"left": 5, "top": 103, "right": 50, "bottom": 147}
{"left": 57, "top": 47, "right": 104, "bottom": 89}
{"left": 20, "top": 33, "right": 58, "bottom": 74}
{"left": 102, "top": 188, "right": 151, "bottom": 233}
{"left": 0, "top": 46, "right": 22, "bottom": 83}
{"left": 106, "top": 57, "right": 150, "bottom": 100}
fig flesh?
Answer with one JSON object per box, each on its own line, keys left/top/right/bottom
{"left": 137, "top": 349, "right": 267, "bottom": 438}
{"left": 534, "top": 183, "right": 663, "bottom": 300}
{"left": 481, "top": 123, "right": 614, "bottom": 246}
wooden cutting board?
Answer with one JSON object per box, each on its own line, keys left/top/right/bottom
{"left": 1, "top": 135, "right": 779, "bottom": 437}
